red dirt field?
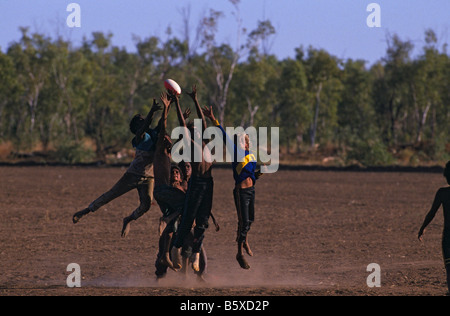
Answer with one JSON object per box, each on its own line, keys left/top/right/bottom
{"left": 0, "top": 165, "right": 449, "bottom": 296}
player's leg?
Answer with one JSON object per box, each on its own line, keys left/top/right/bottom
{"left": 155, "top": 228, "right": 169, "bottom": 279}
{"left": 73, "top": 172, "right": 136, "bottom": 223}
{"left": 191, "top": 179, "right": 213, "bottom": 272}
{"left": 154, "top": 186, "right": 186, "bottom": 269}
{"left": 446, "top": 261, "right": 450, "bottom": 295}
{"left": 234, "top": 187, "right": 252, "bottom": 269}
{"left": 234, "top": 188, "right": 243, "bottom": 243}
{"left": 244, "top": 187, "right": 255, "bottom": 256}
{"left": 121, "top": 177, "right": 153, "bottom": 237}
{"left": 196, "top": 246, "right": 207, "bottom": 282}
{"left": 443, "top": 236, "right": 450, "bottom": 295}
{"left": 172, "top": 180, "right": 203, "bottom": 269}
{"left": 159, "top": 228, "right": 177, "bottom": 270}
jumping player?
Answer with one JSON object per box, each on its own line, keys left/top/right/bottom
{"left": 152, "top": 92, "right": 188, "bottom": 270}
{"left": 202, "top": 105, "right": 262, "bottom": 270}
{"left": 155, "top": 165, "right": 208, "bottom": 281}
{"left": 72, "top": 100, "right": 161, "bottom": 238}
{"left": 154, "top": 91, "right": 208, "bottom": 280}
{"left": 418, "top": 161, "right": 450, "bottom": 294}
{"left": 171, "top": 85, "right": 214, "bottom": 273}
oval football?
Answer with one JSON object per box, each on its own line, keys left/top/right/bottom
{"left": 164, "top": 79, "right": 181, "bottom": 95}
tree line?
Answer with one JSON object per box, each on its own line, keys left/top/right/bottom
{"left": 0, "top": 9, "right": 449, "bottom": 166}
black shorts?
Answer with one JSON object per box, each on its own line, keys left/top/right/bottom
{"left": 173, "top": 176, "right": 214, "bottom": 253}
{"left": 153, "top": 184, "right": 186, "bottom": 218}
{"left": 233, "top": 186, "right": 255, "bottom": 243}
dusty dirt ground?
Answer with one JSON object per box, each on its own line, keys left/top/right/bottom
{"left": 0, "top": 165, "right": 449, "bottom": 296}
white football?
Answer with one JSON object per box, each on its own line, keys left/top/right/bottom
{"left": 164, "top": 79, "right": 182, "bottom": 95}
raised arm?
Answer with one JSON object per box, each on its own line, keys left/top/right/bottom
{"left": 202, "top": 105, "right": 241, "bottom": 158}
{"left": 418, "top": 189, "right": 443, "bottom": 241}
{"left": 172, "top": 93, "right": 187, "bottom": 128}
{"left": 135, "top": 99, "right": 161, "bottom": 142}
{"left": 159, "top": 92, "right": 171, "bottom": 133}
{"left": 186, "top": 85, "right": 207, "bottom": 131}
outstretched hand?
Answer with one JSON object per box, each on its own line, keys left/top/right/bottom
{"left": 151, "top": 99, "right": 162, "bottom": 112}
{"left": 202, "top": 105, "right": 216, "bottom": 122}
{"left": 160, "top": 92, "right": 171, "bottom": 109}
{"left": 183, "top": 107, "right": 191, "bottom": 120}
{"left": 186, "top": 85, "right": 197, "bottom": 100}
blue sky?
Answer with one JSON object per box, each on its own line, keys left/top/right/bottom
{"left": 1, "top": 0, "right": 449, "bottom": 66}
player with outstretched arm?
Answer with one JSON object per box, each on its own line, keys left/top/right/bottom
{"left": 418, "top": 161, "right": 450, "bottom": 295}
{"left": 202, "top": 105, "right": 263, "bottom": 270}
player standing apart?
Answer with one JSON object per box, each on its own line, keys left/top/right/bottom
{"left": 418, "top": 161, "right": 450, "bottom": 295}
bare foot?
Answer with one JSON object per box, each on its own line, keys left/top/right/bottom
{"left": 72, "top": 208, "right": 90, "bottom": 224}
{"left": 158, "top": 217, "right": 167, "bottom": 236}
{"left": 160, "top": 252, "right": 177, "bottom": 271}
{"left": 243, "top": 241, "right": 253, "bottom": 257}
{"left": 171, "top": 247, "right": 182, "bottom": 270}
{"left": 121, "top": 216, "right": 133, "bottom": 238}
{"left": 236, "top": 254, "right": 250, "bottom": 269}
{"left": 191, "top": 253, "right": 200, "bottom": 272}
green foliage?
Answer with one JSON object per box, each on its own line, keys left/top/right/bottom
{"left": 0, "top": 17, "right": 448, "bottom": 166}
{"left": 347, "top": 138, "right": 394, "bottom": 167}
{"left": 54, "top": 140, "right": 95, "bottom": 164}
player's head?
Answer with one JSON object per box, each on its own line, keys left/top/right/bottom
{"left": 178, "top": 161, "right": 192, "bottom": 179}
{"left": 234, "top": 133, "right": 250, "bottom": 151}
{"left": 129, "top": 114, "right": 145, "bottom": 135}
{"left": 444, "top": 161, "right": 450, "bottom": 184}
{"left": 171, "top": 165, "right": 183, "bottom": 183}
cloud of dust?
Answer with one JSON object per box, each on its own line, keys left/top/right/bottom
{"left": 82, "top": 256, "right": 328, "bottom": 290}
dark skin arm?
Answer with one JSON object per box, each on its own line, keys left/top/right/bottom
{"left": 418, "top": 190, "right": 443, "bottom": 241}
{"left": 203, "top": 105, "right": 264, "bottom": 182}
{"left": 153, "top": 92, "right": 172, "bottom": 188}
{"left": 202, "top": 105, "right": 216, "bottom": 123}
{"left": 172, "top": 93, "right": 188, "bottom": 128}
{"left": 183, "top": 107, "right": 191, "bottom": 122}
{"left": 186, "top": 85, "right": 208, "bottom": 132}
{"left": 135, "top": 99, "right": 161, "bottom": 144}
{"left": 159, "top": 93, "right": 171, "bottom": 133}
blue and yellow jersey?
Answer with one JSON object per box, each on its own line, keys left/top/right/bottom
{"left": 213, "top": 120, "right": 260, "bottom": 185}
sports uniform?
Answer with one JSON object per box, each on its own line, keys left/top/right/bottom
{"left": 84, "top": 129, "right": 158, "bottom": 220}
{"left": 213, "top": 120, "right": 262, "bottom": 268}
